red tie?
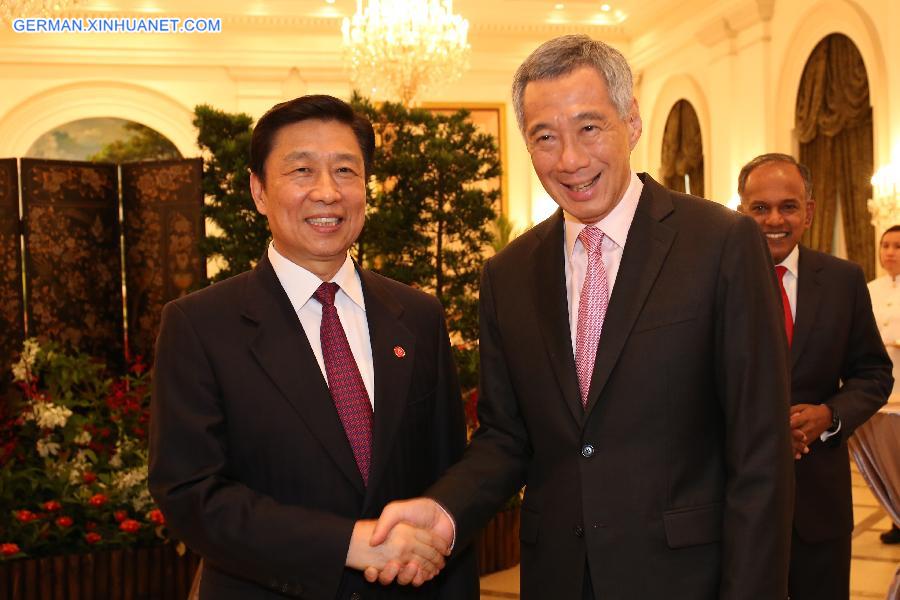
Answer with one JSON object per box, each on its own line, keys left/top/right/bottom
{"left": 775, "top": 266, "right": 794, "bottom": 347}
{"left": 314, "top": 282, "right": 373, "bottom": 485}
{"left": 575, "top": 226, "right": 609, "bottom": 408}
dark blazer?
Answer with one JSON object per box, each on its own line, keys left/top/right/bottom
{"left": 790, "top": 247, "right": 892, "bottom": 542}
{"left": 149, "top": 255, "right": 477, "bottom": 600}
{"left": 428, "top": 174, "right": 795, "bottom": 600}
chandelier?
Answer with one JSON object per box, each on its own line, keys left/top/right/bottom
{"left": 869, "top": 163, "right": 900, "bottom": 231}
{"left": 342, "top": 0, "right": 470, "bottom": 106}
{"left": 0, "top": 0, "right": 77, "bottom": 24}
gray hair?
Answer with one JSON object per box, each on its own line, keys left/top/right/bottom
{"left": 511, "top": 34, "right": 634, "bottom": 135}
{"left": 737, "top": 153, "right": 813, "bottom": 201}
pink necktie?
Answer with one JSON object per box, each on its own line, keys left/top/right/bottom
{"left": 575, "top": 226, "right": 609, "bottom": 408}
{"left": 314, "top": 282, "right": 373, "bottom": 485}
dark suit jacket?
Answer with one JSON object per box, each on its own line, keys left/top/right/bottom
{"left": 790, "top": 247, "right": 892, "bottom": 542}
{"left": 428, "top": 174, "right": 795, "bottom": 600}
{"left": 148, "top": 255, "right": 477, "bottom": 600}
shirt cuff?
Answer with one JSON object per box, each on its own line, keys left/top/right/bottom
{"left": 431, "top": 499, "right": 457, "bottom": 552}
{"left": 820, "top": 415, "right": 841, "bottom": 442}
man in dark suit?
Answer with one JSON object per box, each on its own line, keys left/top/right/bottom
{"left": 737, "top": 153, "right": 892, "bottom": 600}
{"left": 369, "top": 35, "right": 794, "bottom": 599}
{"left": 148, "top": 95, "right": 477, "bottom": 599}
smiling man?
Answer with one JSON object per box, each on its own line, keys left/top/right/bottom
{"left": 738, "top": 153, "right": 891, "bottom": 600}
{"left": 149, "top": 95, "right": 477, "bottom": 599}
{"left": 370, "top": 35, "right": 794, "bottom": 600}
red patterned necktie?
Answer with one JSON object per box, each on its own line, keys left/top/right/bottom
{"left": 314, "top": 282, "right": 373, "bottom": 485}
{"left": 775, "top": 266, "right": 794, "bottom": 347}
{"left": 575, "top": 226, "right": 610, "bottom": 408}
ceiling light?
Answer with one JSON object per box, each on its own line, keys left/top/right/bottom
{"left": 601, "top": 3, "right": 611, "bottom": 11}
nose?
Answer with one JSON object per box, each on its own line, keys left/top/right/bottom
{"left": 309, "top": 171, "right": 340, "bottom": 204}
{"left": 764, "top": 209, "right": 784, "bottom": 227}
{"left": 556, "top": 132, "right": 590, "bottom": 173}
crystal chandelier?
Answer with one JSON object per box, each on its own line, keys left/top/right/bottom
{"left": 0, "top": 0, "right": 77, "bottom": 24}
{"left": 342, "top": 0, "right": 471, "bottom": 106}
{"left": 868, "top": 163, "right": 900, "bottom": 231}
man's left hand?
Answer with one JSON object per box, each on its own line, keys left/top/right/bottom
{"left": 789, "top": 404, "right": 833, "bottom": 448}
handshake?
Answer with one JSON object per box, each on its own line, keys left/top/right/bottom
{"left": 345, "top": 498, "right": 454, "bottom": 587}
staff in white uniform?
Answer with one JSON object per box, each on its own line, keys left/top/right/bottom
{"left": 868, "top": 224, "right": 900, "bottom": 544}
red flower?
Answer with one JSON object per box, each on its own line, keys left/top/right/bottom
{"left": 148, "top": 509, "right": 165, "bottom": 526}
{"left": 1, "top": 543, "right": 20, "bottom": 556}
{"left": 15, "top": 510, "right": 38, "bottom": 523}
{"left": 130, "top": 357, "right": 147, "bottom": 375}
{"left": 42, "top": 500, "right": 62, "bottom": 512}
{"left": 85, "top": 532, "right": 101, "bottom": 544}
{"left": 119, "top": 519, "right": 141, "bottom": 533}
{"left": 55, "top": 516, "right": 73, "bottom": 528}
{"left": 85, "top": 521, "right": 98, "bottom": 531}
{"left": 88, "top": 494, "right": 107, "bottom": 507}
{"left": 113, "top": 510, "right": 128, "bottom": 523}
{"left": 82, "top": 471, "right": 97, "bottom": 485}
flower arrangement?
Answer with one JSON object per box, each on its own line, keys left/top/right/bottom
{"left": 0, "top": 339, "right": 167, "bottom": 560}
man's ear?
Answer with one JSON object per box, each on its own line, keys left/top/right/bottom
{"left": 627, "top": 98, "right": 642, "bottom": 151}
{"left": 804, "top": 199, "right": 815, "bottom": 228}
{"left": 249, "top": 170, "right": 267, "bottom": 215}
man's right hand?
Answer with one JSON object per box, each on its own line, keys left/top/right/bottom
{"left": 791, "top": 426, "right": 809, "bottom": 460}
{"left": 345, "top": 518, "right": 448, "bottom": 586}
{"left": 365, "top": 498, "right": 455, "bottom": 585}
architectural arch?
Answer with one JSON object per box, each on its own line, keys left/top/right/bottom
{"left": 645, "top": 74, "right": 711, "bottom": 200}
{"left": 774, "top": 0, "right": 888, "bottom": 164}
{"left": 0, "top": 81, "right": 199, "bottom": 159}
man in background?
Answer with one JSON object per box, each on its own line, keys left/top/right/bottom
{"left": 370, "top": 35, "right": 794, "bottom": 600}
{"left": 738, "top": 152, "right": 892, "bottom": 600}
{"left": 149, "top": 94, "right": 476, "bottom": 599}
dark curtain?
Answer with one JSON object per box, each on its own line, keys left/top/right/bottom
{"left": 660, "top": 99, "right": 705, "bottom": 198}
{"left": 796, "top": 33, "right": 875, "bottom": 279}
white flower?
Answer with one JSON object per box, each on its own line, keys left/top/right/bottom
{"left": 11, "top": 339, "right": 40, "bottom": 382}
{"left": 36, "top": 438, "right": 61, "bottom": 457}
{"left": 32, "top": 402, "right": 73, "bottom": 430}
{"left": 74, "top": 430, "right": 92, "bottom": 445}
{"left": 109, "top": 452, "right": 123, "bottom": 468}
{"left": 113, "top": 466, "right": 147, "bottom": 491}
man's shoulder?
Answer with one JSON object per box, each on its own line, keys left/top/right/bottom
{"left": 359, "top": 269, "right": 443, "bottom": 314}
{"left": 799, "top": 246, "right": 864, "bottom": 280}
{"left": 166, "top": 268, "right": 255, "bottom": 317}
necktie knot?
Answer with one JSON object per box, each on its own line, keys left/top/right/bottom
{"left": 314, "top": 282, "right": 339, "bottom": 307}
{"left": 775, "top": 265, "right": 787, "bottom": 281}
{"left": 578, "top": 226, "right": 604, "bottom": 255}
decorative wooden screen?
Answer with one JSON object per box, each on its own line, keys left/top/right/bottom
{"left": 121, "top": 159, "right": 205, "bottom": 363}
{"left": 0, "top": 159, "right": 24, "bottom": 380}
{"left": 20, "top": 159, "right": 124, "bottom": 370}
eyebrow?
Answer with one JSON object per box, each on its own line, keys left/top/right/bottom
{"left": 281, "top": 150, "right": 362, "bottom": 164}
{"left": 526, "top": 111, "right": 611, "bottom": 138}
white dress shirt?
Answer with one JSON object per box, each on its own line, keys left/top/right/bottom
{"left": 868, "top": 274, "right": 900, "bottom": 397}
{"left": 564, "top": 171, "right": 643, "bottom": 353}
{"left": 267, "top": 243, "right": 376, "bottom": 408}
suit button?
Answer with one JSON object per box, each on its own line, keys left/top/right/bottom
{"left": 574, "top": 525, "right": 585, "bottom": 538}
{"left": 581, "top": 444, "right": 594, "bottom": 458}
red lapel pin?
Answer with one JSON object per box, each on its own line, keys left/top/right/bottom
{"left": 393, "top": 345, "right": 406, "bottom": 358}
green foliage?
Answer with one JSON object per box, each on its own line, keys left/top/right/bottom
{"left": 88, "top": 122, "right": 182, "bottom": 163}
{"left": 0, "top": 340, "right": 166, "bottom": 559}
{"left": 351, "top": 95, "right": 501, "bottom": 373}
{"left": 193, "top": 104, "right": 268, "bottom": 282}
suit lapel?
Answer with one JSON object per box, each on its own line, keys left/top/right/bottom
{"left": 791, "top": 246, "right": 822, "bottom": 368}
{"left": 242, "top": 256, "right": 365, "bottom": 495}
{"left": 357, "top": 269, "right": 416, "bottom": 509}
{"left": 532, "top": 212, "right": 584, "bottom": 425}
{"left": 585, "top": 176, "right": 676, "bottom": 415}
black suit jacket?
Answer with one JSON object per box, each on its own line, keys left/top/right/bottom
{"left": 790, "top": 246, "right": 892, "bottom": 542}
{"left": 428, "top": 174, "right": 795, "bottom": 599}
{"left": 148, "top": 255, "right": 477, "bottom": 600}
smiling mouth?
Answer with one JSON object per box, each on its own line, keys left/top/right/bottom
{"left": 564, "top": 173, "right": 601, "bottom": 192}
{"left": 765, "top": 232, "right": 789, "bottom": 240}
{"left": 307, "top": 217, "right": 341, "bottom": 226}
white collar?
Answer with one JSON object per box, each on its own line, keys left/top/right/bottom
{"left": 267, "top": 243, "right": 366, "bottom": 311}
{"left": 564, "top": 171, "right": 643, "bottom": 256}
